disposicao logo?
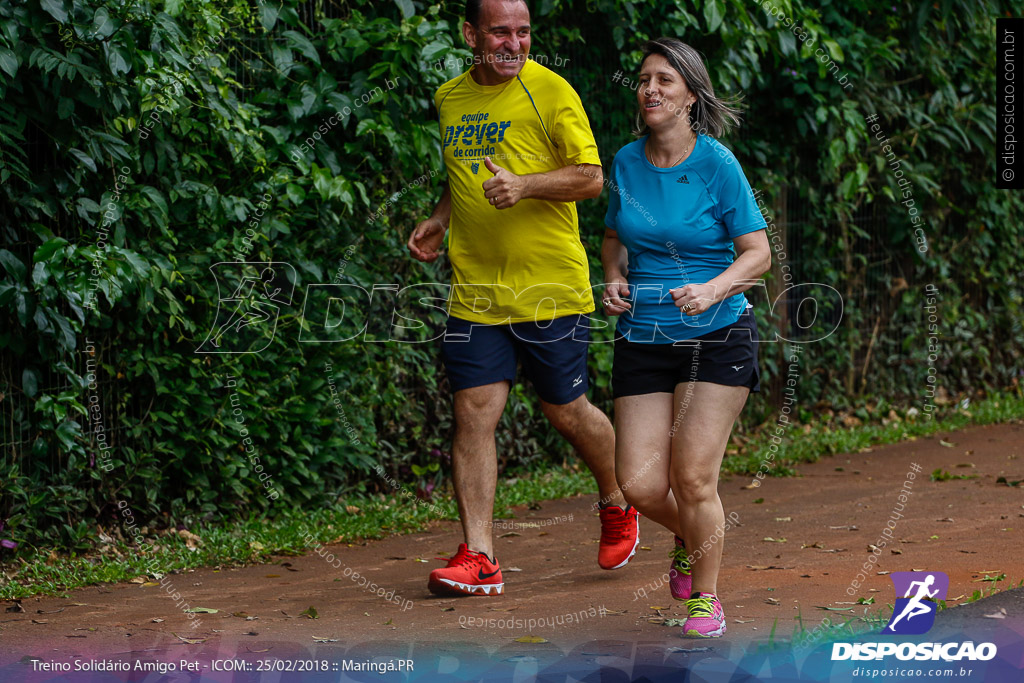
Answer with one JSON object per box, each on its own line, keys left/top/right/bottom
{"left": 831, "top": 570, "right": 997, "bottom": 663}
{"left": 883, "top": 570, "right": 948, "bottom": 635}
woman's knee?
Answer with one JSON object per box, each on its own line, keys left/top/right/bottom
{"left": 671, "top": 470, "right": 719, "bottom": 504}
{"left": 618, "top": 478, "right": 669, "bottom": 511}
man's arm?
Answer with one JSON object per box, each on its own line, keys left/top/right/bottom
{"left": 482, "top": 158, "right": 603, "bottom": 209}
{"left": 407, "top": 183, "right": 450, "bottom": 263}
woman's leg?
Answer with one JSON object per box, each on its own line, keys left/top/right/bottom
{"left": 669, "top": 381, "right": 749, "bottom": 596}
{"left": 613, "top": 393, "right": 682, "bottom": 537}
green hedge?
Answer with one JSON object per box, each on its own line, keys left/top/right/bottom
{"left": 0, "top": 0, "right": 1020, "bottom": 552}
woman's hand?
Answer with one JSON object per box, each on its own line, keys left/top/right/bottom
{"left": 602, "top": 277, "right": 632, "bottom": 316}
{"left": 670, "top": 283, "right": 717, "bottom": 316}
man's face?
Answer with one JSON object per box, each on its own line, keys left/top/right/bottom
{"left": 463, "top": 0, "right": 532, "bottom": 85}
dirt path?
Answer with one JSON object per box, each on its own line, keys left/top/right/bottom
{"left": 1, "top": 423, "right": 1022, "bottom": 670}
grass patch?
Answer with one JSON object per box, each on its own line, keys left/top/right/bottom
{"left": 2, "top": 391, "right": 1020, "bottom": 600}
{"left": 0, "top": 468, "right": 596, "bottom": 600}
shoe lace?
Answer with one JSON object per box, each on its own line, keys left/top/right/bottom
{"left": 686, "top": 596, "right": 715, "bottom": 619}
{"left": 448, "top": 549, "right": 484, "bottom": 569}
{"left": 600, "top": 507, "right": 632, "bottom": 543}
{"left": 670, "top": 544, "right": 691, "bottom": 573}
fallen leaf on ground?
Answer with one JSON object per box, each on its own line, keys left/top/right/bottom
{"left": 184, "top": 607, "right": 218, "bottom": 614}
{"left": 649, "top": 606, "right": 669, "bottom": 610}
{"left": 816, "top": 606, "right": 854, "bottom": 611}
{"left": 939, "top": 440, "right": 955, "bottom": 447}
{"left": 384, "top": 556, "right": 406, "bottom": 560}
{"left": 5, "top": 601, "right": 24, "bottom": 613}
{"left": 246, "top": 647, "right": 270, "bottom": 652}
{"left": 281, "top": 562, "right": 298, "bottom": 572}
{"left": 172, "top": 633, "right": 207, "bottom": 644}
{"left": 36, "top": 608, "right": 64, "bottom": 614}
{"left": 152, "top": 618, "right": 164, "bottom": 623}
{"left": 801, "top": 542, "right": 823, "bottom": 549}
{"left": 505, "top": 567, "right": 523, "bottom": 572}
{"left": 499, "top": 532, "right": 521, "bottom": 538}
{"left": 765, "top": 598, "right": 780, "bottom": 605}
{"left": 602, "top": 608, "right": 627, "bottom": 615}
{"left": 441, "top": 607, "right": 455, "bottom": 612}
{"left": 488, "top": 606, "right": 519, "bottom": 612}
{"left": 231, "top": 612, "right": 250, "bottom": 618}
{"left": 937, "top": 518, "right": 954, "bottom": 522}
{"left": 265, "top": 574, "right": 281, "bottom": 578}
{"left": 312, "top": 636, "right": 338, "bottom": 643}
{"left": 639, "top": 546, "right": 652, "bottom": 551}
{"left": 299, "top": 606, "right": 318, "bottom": 619}
{"left": 762, "top": 537, "right": 787, "bottom": 543}
{"left": 31, "top": 619, "right": 47, "bottom": 624}
{"left": 663, "top": 618, "right": 686, "bottom": 627}
{"left": 413, "top": 558, "right": 429, "bottom": 563}
{"left": 775, "top": 517, "right": 792, "bottom": 522}
{"left": 983, "top": 608, "right": 1007, "bottom": 619}
{"left": 514, "top": 635, "right": 548, "bottom": 643}
{"left": 734, "top": 619, "right": 754, "bottom": 623}
{"left": 891, "top": 549, "right": 902, "bottom": 554}
{"left": 141, "top": 582, "right": 160, "bottom": 587}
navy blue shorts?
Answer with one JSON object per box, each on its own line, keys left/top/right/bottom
{"left": 441, "top": 314, "right": 592, "bottom": 405}
{"left": 612, "top": 308, "right": 761, "bottom": 398}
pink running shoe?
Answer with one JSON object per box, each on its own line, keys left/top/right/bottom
{"left": 683, "top": 592, "right": 727, "bottom": 638}
{"left": 669, "top": 535, "right": 692, "bottom": 601}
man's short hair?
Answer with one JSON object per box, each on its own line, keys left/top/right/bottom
{"left": 465, "top": 0, "right": 528, "bottom": 28}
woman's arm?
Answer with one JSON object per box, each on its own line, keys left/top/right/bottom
{"left": 601, "top": 228, "right": 632, "bottom": 314}
{"left": 669, "top": 229, "right": 771, "bottom": 315}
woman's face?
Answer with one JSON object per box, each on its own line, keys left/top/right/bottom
{"left": 637, "top": 54, "right": 696, "bottom": 132}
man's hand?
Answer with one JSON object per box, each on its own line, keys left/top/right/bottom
{"left": 408, "top": 217, "right": 446, "bottom": 262}
{"left": 602, "top": 277, "right": 631, "bottom": 316}
{"left": 670, "top": 283, "right": 718, "bottom": 316}
{"left": 482, "top": 156, "right": 527, "bottom": 209}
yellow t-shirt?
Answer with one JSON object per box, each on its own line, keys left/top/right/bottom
{"left": 435, "top": 59, "right": 601, "bottom": 324}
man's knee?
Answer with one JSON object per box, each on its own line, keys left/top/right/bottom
{"left": 540, "top": 395, "right": 591, "bottom": 435}
{"left": 454, "top": 383, "right": 508, "bottom": 430}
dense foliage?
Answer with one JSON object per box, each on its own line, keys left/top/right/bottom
{"left": 0, "top": 0, "right": 1020, "bottom": 552}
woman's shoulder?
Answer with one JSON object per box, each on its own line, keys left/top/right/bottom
{"left": 611, "top": 138, "right": 645, "bottom": 166}
{"left": 696, "top": 135, "right": 741, "bottom": 168}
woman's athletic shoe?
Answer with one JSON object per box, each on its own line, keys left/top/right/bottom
{"left": 428, "top": 543, "right": 504, "bottom": 596}
{"left": 597, "top": 503, "right": 641, "bottom": 569}
{"left": 683, "top": 592, "right": 727, "bottom": 638}
{"left": 669, "top": 535, "right": 692, "bottom": 600}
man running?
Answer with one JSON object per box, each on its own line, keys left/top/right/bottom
{"left": 407, "top": 0, "right": 639, "bottom": 596}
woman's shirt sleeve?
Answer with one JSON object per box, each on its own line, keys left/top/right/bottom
{"left": 712, "top": 156, "right": 767, "bottom": 238}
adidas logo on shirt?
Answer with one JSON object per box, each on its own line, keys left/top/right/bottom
{"left": 677, "top": 175, "right": 689, "bottom": 184}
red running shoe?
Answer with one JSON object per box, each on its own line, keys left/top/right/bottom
{"left": 598, "top": 503, "right": 640, "bottom": 569}
{"left": 428, "top": 543, "right": 504, "bottom": 596}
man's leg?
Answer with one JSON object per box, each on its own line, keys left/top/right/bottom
{"left": 540, "top": 395, "right": 624, "bottom": 508}
{"left": 452, "top": 381, "right": 510, "bottom": 558}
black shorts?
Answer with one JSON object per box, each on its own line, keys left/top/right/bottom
{"left": 612, "top": 308, "right": 761, "bottom": 398}
{"left": 441, "top": 314, "right": 592, "bottom": 405}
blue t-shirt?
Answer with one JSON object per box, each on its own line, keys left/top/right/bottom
{"left": 604, "top": 134, "right": 767, "bottom": 343}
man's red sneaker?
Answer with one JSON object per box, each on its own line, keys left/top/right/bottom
{"left": 598, "top": 503, "right": 640, "bottom": 569}
{"left": 428, "top": 543, "right": 504, "bottom": 596}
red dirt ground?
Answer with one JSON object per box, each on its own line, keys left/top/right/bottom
{"left": 1, "top": 422, "right": 1022, "bottom": 665}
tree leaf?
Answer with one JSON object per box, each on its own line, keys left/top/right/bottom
{"left": 394, "top": 0, "right": 415, "bottom": 20}
{"left": 40, "top": 0, "right": 68, "bottom": 23}
{"left": 0, "top": 47, "right": 18, "bottom": 78}
{"left": 0, "top": 250, "right": 27, "bottom": 281}
{"left": 22, "top": 367, "right": 40, "bottom": 398}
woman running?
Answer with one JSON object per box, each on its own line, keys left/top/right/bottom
{"left": 601, "top": 37, "right": 770, "bottom": 638}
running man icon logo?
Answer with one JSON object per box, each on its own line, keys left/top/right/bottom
{"left": 195, "top": 262, "right": 296, "bottom": 354}
{"left": 882, "top": 571, "right": 949, "bottom": 635}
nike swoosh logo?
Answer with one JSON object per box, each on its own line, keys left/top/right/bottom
{"left": 478, "top": 568, "right": 501, "bottom": 580}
